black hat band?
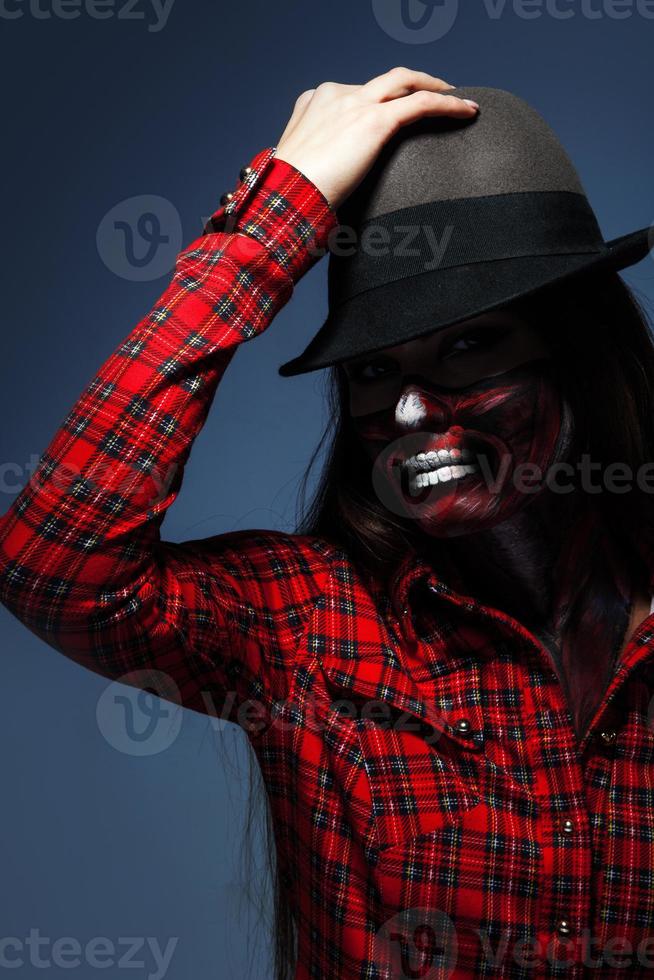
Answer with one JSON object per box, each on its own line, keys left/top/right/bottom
{"left": 328, "top": 190, "right": 606, "bottom": 309}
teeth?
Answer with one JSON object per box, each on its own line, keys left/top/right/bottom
{"left": 404, "top": 447, "right": 474, "bottom": 473}
{"left": 408, "top": 462, "right": 479, "bottom": 492}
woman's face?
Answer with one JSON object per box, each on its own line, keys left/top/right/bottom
{"left": 342, "top": 307, "right": 574, "bottom": 537}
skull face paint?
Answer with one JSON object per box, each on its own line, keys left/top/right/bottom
{"left": 343, "top": 311, "right": 575, "bottom": 538}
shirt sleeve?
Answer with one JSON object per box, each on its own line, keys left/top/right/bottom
{"left": 0, "top": 146, "right": 339, "bottom": 726}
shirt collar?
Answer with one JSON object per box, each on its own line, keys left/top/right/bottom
{"left": 387, "top": 525, "right": 654, "bottom": 624}
{"left": 388, "top": 546, "right": 430, "bottom": 620}
{"left": 387, "top": 539, "right": 466, "bottom": 621}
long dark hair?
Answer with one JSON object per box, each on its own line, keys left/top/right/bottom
{"left": 241, "top": 268, "right": 654, "bottom": 979}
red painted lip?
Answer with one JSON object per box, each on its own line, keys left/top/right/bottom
{"left": 389, "top": 430, "right": 501, "bottom": 477}
{"left": 406, "top": 438, "right": 468, "bottom": 457}
{"left": 397, "top": 432, "right": 477, "bottom": 466}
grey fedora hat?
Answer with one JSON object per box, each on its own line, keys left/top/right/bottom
{"left": 278, "top": 85, "right": 652, "bottom": 378}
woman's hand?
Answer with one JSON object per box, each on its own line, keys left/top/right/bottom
{"left": 275, "top": 67, "right": 479, "bottom": 211}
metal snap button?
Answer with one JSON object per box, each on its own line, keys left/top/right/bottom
{"left": 220, "top": 191, "right": 235, "bottom": 206}
{"left": 239, "top": 166, "right": 253, "bottom": 182}
{"left": 556, "top": 919, "right": 571, "bottom": 937}
{"left": 455, "top": 718, "right": 471, "bottom": 735}
{"left": 560, "top": 818, "right": 574, "bottom": 834}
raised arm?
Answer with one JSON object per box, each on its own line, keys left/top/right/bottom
{"left": 0, "top": 69, "right": 477, "bottom": 729}
{"left": 0, "top": 147, "right": 337, "bottom": 722}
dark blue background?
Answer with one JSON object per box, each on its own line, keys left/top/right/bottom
{"left": 1, "top": 1, "right": 653, "bottom": 976}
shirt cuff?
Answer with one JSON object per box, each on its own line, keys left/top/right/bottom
{"left": 203, "top": 147, "right": 340, "bottom": 283}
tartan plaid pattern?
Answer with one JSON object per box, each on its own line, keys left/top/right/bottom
{"left": 2, "top": 147, "right": 654, "bottom": 978}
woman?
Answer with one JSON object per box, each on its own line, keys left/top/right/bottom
{"left": 1, "top": 68, "right": 654, "bottom": 978}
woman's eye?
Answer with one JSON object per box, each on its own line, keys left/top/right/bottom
{"left": 441, "top": 326, "right": 510, "bottom": 358}
{"left": 348, "top": 359, "right": 395, "bottom": 383}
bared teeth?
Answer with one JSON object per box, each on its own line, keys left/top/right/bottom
{"left": 410, "top": 463, "right": 479, "bottom": 490}
{"left": 404, "top": 447, "right": 474, "bottom": 473}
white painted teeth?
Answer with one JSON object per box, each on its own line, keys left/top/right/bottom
{"left": 409, "top": 463, "right": 479, "bottom": 491}
{"left": 403, "top": 447, "right": 481, "bottom": 492}
{"left": 406, "top": 448, "right": 473, "bottom": 472}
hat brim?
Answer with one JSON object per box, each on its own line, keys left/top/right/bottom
{"left": 277, "top": 227, "right": 652, "bottom": 378}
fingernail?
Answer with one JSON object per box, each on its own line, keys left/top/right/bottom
{"left": 463, "top": 99, "right": 479, "bottom": 109}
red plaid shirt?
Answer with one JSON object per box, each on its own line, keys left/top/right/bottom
{"left": 2, "top": 146, "right": 654, "bottom": 979}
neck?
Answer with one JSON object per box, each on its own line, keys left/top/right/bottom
{"left": 420, "top": 488, "right": 641, "bottom": 742}
{"left": 423, "top": 488, "right": 578, "bottom": 634}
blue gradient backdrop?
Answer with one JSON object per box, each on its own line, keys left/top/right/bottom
{"left": 1, "top": 1, "right": 653, "bottom": 976}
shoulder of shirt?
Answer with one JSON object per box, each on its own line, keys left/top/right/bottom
{"left": 172, "top": 527, "right": 351, "bottom": 598}
{"left": 174, "top": 528, "right": 357, "bottom": 651}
